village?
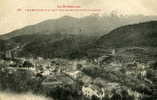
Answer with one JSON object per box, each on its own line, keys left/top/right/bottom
{"left": 0, "top": 46, "right": 156, "bottom": 100}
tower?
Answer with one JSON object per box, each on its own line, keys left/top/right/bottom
{"left": 112, "top": 49, "right": 116, "bottom": 55}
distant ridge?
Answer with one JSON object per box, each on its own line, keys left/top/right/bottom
{"left": 1, "top": 15, "right": 157, "bottom": 39}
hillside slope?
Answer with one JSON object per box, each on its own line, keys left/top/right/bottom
{"left": 96, "top": 21, "right": 157, "bottom": 48}
{"left": 2, "top": 33, "right": 96, "bottom": 59}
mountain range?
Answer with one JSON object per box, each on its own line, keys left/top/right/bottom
{"left": 1, "top": 15, "right": 157, "bottom": 39}
{"left": 0, "top": 15, "right": 157, "bottom": 59}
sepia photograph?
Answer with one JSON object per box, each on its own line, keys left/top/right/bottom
{"left": 0, "top": 0, "right": 157, "bottom": 100}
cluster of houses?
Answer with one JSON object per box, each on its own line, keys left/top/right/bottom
{"left": 1, "top": 46, "right": 156, "bottom": 100}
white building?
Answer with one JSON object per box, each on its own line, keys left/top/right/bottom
{"left": 82, "top": 84, "right": 105, "bottom": 100}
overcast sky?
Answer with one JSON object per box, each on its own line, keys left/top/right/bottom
{"left": 0, "top": 0, "right": 157, "bottom": 34}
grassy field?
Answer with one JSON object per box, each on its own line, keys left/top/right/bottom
{"left": 0, "top": 91, "right": 52, "bottom": 100}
